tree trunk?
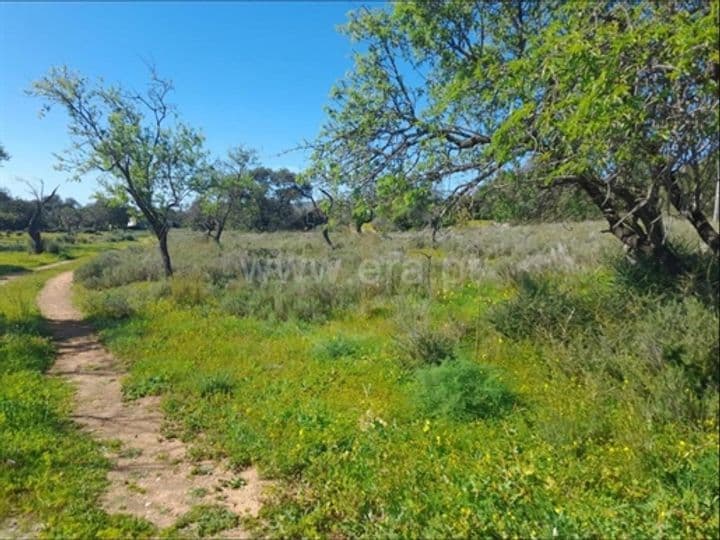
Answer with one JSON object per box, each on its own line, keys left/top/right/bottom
{"left": 577, "top": 177, "right": 682, "bottom": 272}
{"left": 322, "top": 227, "right": 335, "bottom": 249}
{"left": 157, "top": 228, "right": 173, "bottom": 277}
{"left": 714, "top": 160, "right": 719, "bottom": 224}
{"left": 27, "top": 207, "right": 44, "bottom": 254}
{"left": 213, "top": 220, "right": 225, "bottom": 243}
{"left": 28, "top": 228, "right": 43, "bottom": 254}
{"left": 667, "top": 176, "right": 720, "bottom": 255}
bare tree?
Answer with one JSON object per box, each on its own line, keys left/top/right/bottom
{"left": 21, "top": 179, "right": 59, "bottom": 254}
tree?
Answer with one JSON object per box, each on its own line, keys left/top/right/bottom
{"left": 30, "top": 66, "right": 207, "bottom": 276}
{"left": 312, "top": 1, "right": 719, "bottom": 270}
{"left": 0, "top": 143, "right": 9, "bottom": 164}
{"left": 82, "top": 197, "right": 130, "bottom": 231}
{"left": 21, "top": 179, "right": 58, "bottom": 254}
{"left": 198, "top": 147, "right": 258, "bottom": 243}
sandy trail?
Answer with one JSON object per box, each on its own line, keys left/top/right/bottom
{"left": 37, "top": 271, "right": 265, "bottom": 535}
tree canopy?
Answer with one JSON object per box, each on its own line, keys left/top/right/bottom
{"left": 30, "top": 66, "right": 207, "bottom": 275}
{"left": 312, "top": 0, "right": 719, "bottom": 267}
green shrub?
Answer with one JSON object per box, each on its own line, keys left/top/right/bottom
{"left": 489, "top": 273, "right": 596, "bottom": 341}
{"left": 45, "top": 239, "right": 63, "bottom": 254}
{"left": 76, "top": 249, "right": 162, "bottom": 289}
{"left": 84, "top": 290, "right": 135, "bottom": 320}
{"left": 394, "top": 302, "right": 460, "bottom": 367}
{"left": 312, "top": 336, "right": 361, "bottom": 360}
{"left": 413, "top": 359, "right": 516, "bottom": 421}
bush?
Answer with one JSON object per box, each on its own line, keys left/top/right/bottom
{"left": 84, "top": 290, "right": 135, "bottom": 320}
{"left": 413, "top": 359, "right": 516, "bottom": 421}
{"left": 489, "top": 273, "right": 596, "bottom": 341}
{"left": 169, "top": 276, "right": 210, "bottom": 307}
{"left": 394, "top": 302, "right": 460, "bottom": 367}
{"left": 76, "top": 248, "right": 162, "bottom": 289}
{"left": 45, "top": 239, "right": 63, "bottom": 254}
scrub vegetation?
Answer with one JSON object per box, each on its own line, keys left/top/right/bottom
{"left": 1, "top": 0, "right": 717, "bottom": 536}
{"left": 71, "top": 222, "right": 718, "bottom": 538}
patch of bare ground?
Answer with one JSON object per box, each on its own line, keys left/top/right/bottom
{"left": 37, "top": 271, "right": 266, "bottom": 536}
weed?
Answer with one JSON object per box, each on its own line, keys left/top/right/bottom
{"left": 167, "top": 504, "right": 238, "bottom": 537}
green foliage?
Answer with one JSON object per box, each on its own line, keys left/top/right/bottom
{"left": 123, "top": 374, "right": 170, "bottom": 401}
{"left": 489, "top": 273, "right": 597, "bottom": 342}
{"left": 165, "top": 504, "right": 238, "bottom": 537}
{"left": 312, "top": 335, "right": 362, "bottom": 360}
{"left": 313, "top": 0, "right": 719, "bottom": 262}
{"left": 83, "top": 289, "right": 136, "bottom": 320}
{"left": 196, "top": 373, "right": 235, "bottom": 398}
{"left": 70, "top": 224, "right": 719, "bottom": 537}
{"left": 413, "top": 358, "right": 515, "bottom": 421}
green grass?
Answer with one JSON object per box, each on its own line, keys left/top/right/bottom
{"left": 0, "top": 264, "right": 155, "bottom": 537}
{"left": 73, "top": 225, "right": 719, "bottom": 538}
{"left": 0, "top": 231, "right": 148, "bottom": 276}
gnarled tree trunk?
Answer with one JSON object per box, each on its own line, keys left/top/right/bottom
{"left": 156, "top": 226, "right": 173, "bottom": 277}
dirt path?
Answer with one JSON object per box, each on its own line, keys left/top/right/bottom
{"left": 37, "top": 271, "right": 265, "bottom": 535}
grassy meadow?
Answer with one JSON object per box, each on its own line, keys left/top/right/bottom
{"left": 0, "top": 230, "right": 147, "bottom": 276}
{"left": 64, "top": 221, "right": 719, "bottom": 538}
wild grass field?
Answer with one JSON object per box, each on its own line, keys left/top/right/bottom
{"left": 64, "top": 220, "right": 719, "bottom": 538}
{"left": 0, "top": 230, "right": 147, "bottom": 276}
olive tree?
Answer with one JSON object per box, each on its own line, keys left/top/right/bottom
{"left": 312, "top": 0, "right": 719, "bottom": 270}
{"left": 30, "top": 66, "right": 206, "bottom": 276}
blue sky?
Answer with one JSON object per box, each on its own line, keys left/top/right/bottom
{"left": 0, "top": 1, "right": 368, "bottom": 203}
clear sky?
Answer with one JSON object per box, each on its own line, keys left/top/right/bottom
{"left": 0, "top": 1, "right": 368, "bottom": 203}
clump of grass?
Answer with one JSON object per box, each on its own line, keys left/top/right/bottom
{"left": 394, "top": 301, "right": 460, "bottom": 367}
{"left": 197, "top": 373, "right": 235, "bottom": 397}
{"left": 169, "top": 276, "right": 210, "bottom": 307}
{"left": 123, "top": 374, "right": 170, "bottom": 400}
{"left": 312, "top": 336, "right": 361, "bottom": 360}
{"left": 167, "top": 504, "right": 238, "bottom": 537}
{"left": 413, "top": 358, "right": 516, "bottom": 421}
